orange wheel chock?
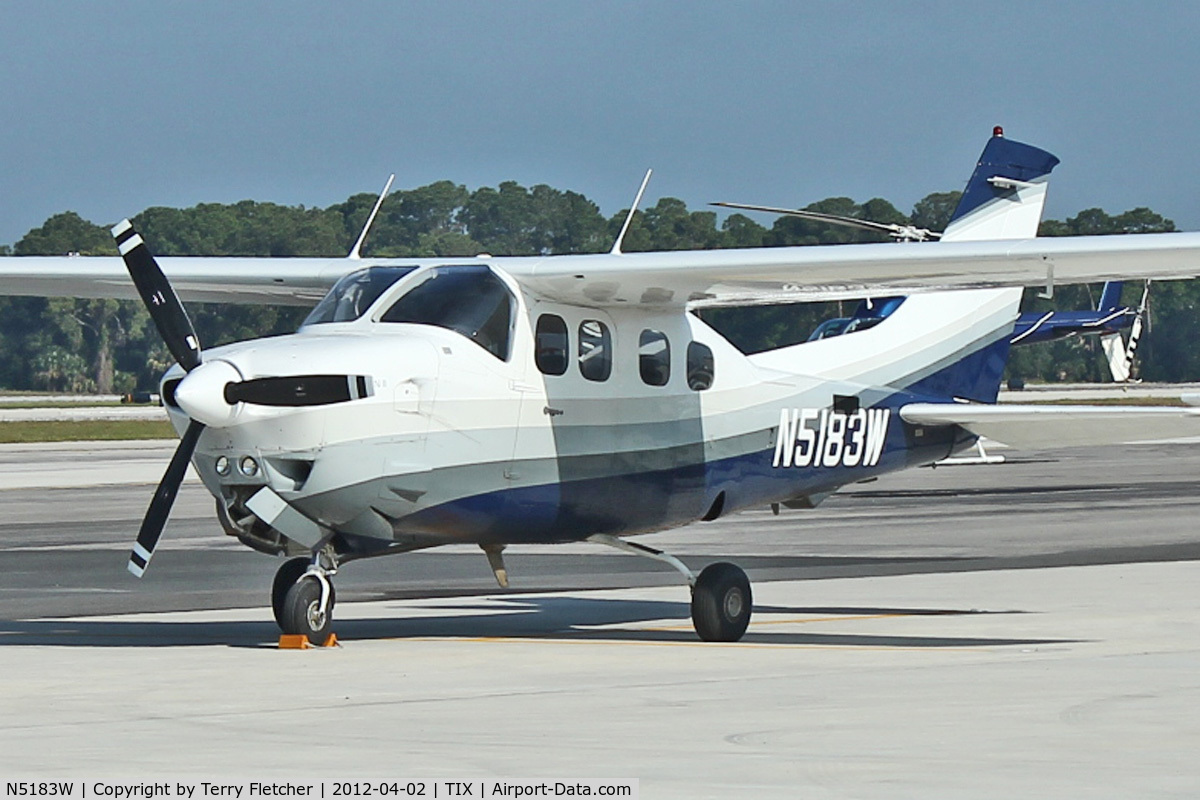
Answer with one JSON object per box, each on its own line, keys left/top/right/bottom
{"left": 278, "top": 633, "right": 339, "bottom": 649}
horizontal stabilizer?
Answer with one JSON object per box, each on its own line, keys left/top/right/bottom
{"left": 900, "top": 403, "right": 1200, "bottom": 449}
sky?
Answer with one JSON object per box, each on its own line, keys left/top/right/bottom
{"left": 3, "top": 1, "right": 1200, "bottom": 246}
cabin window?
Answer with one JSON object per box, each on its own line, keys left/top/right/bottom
{"left": 687, "top": 341, "right": 715, "bottom": 391}
{"left": 304, "top": 266, "right": 417, "bottom": 325}
{"left": 578, "top": 320, "right": 612, "bottom": 382}
{"left": 379, "top": 265, "right": 514, "bottom": 360}
{"left": 639, "top": 329, "right": 671, "bottom": 386}
{"left": 535, "top": 314, "right": 569, "bottom": 375}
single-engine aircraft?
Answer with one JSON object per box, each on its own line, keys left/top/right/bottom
{"left": 6, "top": 128, "right": 1200, "bottom": 644}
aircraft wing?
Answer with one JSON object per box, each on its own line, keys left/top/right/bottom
{"left": 511, "top": 232, "right": 1200, "bottom": 307}
{"left": 0, "top": 256, "right": 352, "bottom": 305}
{"left": 900, "top": 403, "right": 1200, "bottom": 449}
{"left": 3, "top": 231, "right": 1200, "bottom": 306}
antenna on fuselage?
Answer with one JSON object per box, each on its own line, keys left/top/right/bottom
{"left": 610, "top": 169, "right": 653, "bottom": 255}
{"left": 348, "top": 173, "right": 396, "bottom": 259}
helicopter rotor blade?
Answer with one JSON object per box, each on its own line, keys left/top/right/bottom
{"left": 711, "top": 201, "right": 942, "bottom": 241}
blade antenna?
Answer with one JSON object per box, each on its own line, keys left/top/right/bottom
{"left": 611, "top": 169, "right": 652, "bottom": 255}
{"left": 348, "top": 173, "right": 396, "bottom": 259}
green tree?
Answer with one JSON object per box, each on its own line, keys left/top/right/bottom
{"left": 911, "top": 191, "right": 962, "bottom": 233}
{"left": 347, "top": 180, "right": 473, "bottom": 255}
{"left": 720, "top": 213, "right": 767, "bottom": 248}
{"left": 14, "top": 212, "right": 116, "bottom": 257}
{"left": 461, "top": 182, "right": 536, "bottom": 255}
{"left": 629, "top": 197, "right": 725, "bottom": 252}
{"left": 135, "top": 201, "right": 346, "bottom": 257}
{"left": 31, "top": 347, "right": 93, "bottom": 393}
{"left": 14, "top": 213, "right": 149, "bottom": 393}
{"left": 764, "top": 197, "right": 899, "bottom": 247}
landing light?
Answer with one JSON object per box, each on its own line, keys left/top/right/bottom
{"left": 239, "top": 456, "right": 260, "bottom": 477}
{"left": 215, "top": 456, "right": 230, "bottom": 476}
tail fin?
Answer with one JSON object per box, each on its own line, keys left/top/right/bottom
{"left": 941, "top": 127, "right": 1060, "bottom": 242}
{"left": 920, "top": 129, "right": 1059, "bottom": 402}
{"left": 1097, "top": 281, "right": 1125, "bottom": 311}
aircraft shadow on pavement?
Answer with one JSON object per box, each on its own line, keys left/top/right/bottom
{"left": 0, "top": 596, "right": 1077, "bottom": 649}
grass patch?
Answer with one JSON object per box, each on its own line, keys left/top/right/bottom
{"left": 1013, "top": 396, "right": 1188, "bottom": 407}
{"left": 0, "top": 419, "right": 176, "bottom": 443}
{"left": 0, "top": 400, "right": 131, "bottom": 409}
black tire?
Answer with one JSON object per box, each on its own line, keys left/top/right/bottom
{"left": 281, "top": 575, "right": 334, "bottom": 645}
{"left": 272, "top": 558, "right": 310, "bottom": 628}
{"left": 690, "top": 562, "right": 752, "bottom": 642}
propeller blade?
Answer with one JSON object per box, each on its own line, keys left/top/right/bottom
{"left": 128, "top": 419, "right": 204, "bottom": 577}
{"left": 224, "top": 374, "right": 374, "bottom": 407}
{"left": 111, "top": 219, "right": 202, "bottom": 372}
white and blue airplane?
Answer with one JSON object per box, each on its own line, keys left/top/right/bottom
{"left": 4, "top": 129, "right": 1200, "bottom": 644}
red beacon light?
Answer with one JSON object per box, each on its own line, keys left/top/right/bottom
{"left": 993, "top": 125, "right": 1004, "bottom": 137}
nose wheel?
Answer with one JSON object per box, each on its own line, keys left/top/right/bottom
{"left": 271, "top": 557, "right": 309, "bottom": 628}
{"left": 273, "top": 555, "right": 337, "bottom": 645}
{"left": 282, "top": 575, "right": 333, "bottom": 644}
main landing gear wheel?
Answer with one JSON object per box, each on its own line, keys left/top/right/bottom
{"left": 271, "top": 557, "right": 310, "bottom": 627}
{"left": 690, "top": 562, "right": 752, "bottom": 642}
{"left": 281, "top": 575, "right": 335, "bottom": 645}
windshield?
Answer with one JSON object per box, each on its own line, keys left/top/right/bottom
{"left": 380, "top": 265, "right": 515, "bottom": 360}
{"left": 303, "top": 266, "right": 417, "bottom": 325}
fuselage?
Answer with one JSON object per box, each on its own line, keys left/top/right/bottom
{"left": 161, "top": 261, "right": 1023, "bottom": 559}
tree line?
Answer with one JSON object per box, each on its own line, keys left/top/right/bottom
{"left": 0, "top": 181, "right": 1187, "bottom": 393}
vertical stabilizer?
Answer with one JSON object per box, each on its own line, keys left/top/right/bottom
{"left": 941, "top": 128, "right": 1059, "bottom": 242}
{"left": 1097, "top": 281, "right": 1125, "bottom": 311}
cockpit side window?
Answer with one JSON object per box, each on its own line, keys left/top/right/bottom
{"left": 578, "top": 320, "right": 612, "bottom": 382}
{"left": 686, "top": 341, "right": 714, "bottom": 390}
{"left": 536, "top": 315, "right": 569, "bottom": 375}
{"left": 303, "top": 266, "right": 417, "bottom": 326}
{"left": 639, "top": 329, "right": 671, "bottom": 386}
{"left": 379, "top": 265, "right": 515, "bottom": 360}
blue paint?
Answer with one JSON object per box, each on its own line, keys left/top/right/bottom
{"left": 1011, "top": 308, "right": 1136, "bottom": 345}
{"left": 394, "top": 414, "right": 955, "bottom": 547}
{"left": 1098, "top": 281, "right": 1125, "bottom": 311}
{"left": 948, "top": 134, "right": 1059, "bottom": 225}
{"left": 378, "top": 334, "right": 997, "bottom": 550}
{"left": 902, "top": 333, "right": 1012, "bottom": 404}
